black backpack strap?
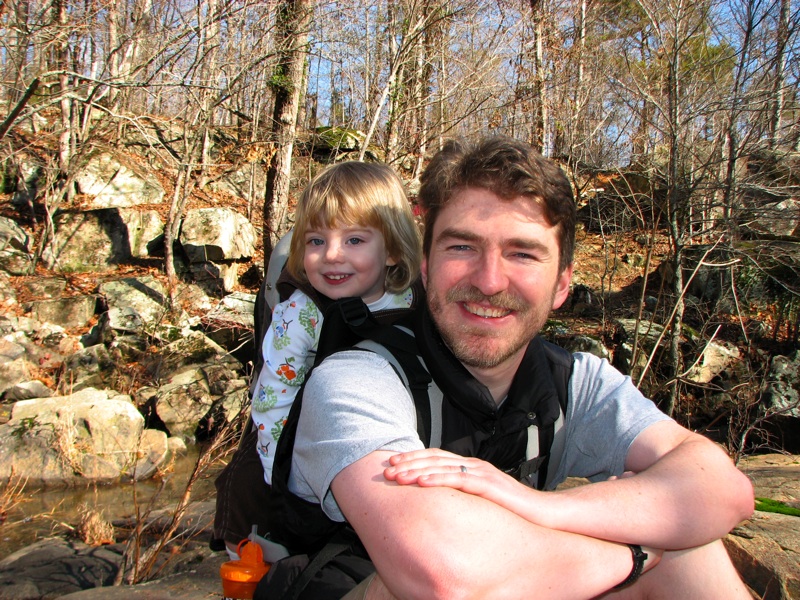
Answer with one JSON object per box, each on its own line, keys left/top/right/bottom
{"left": 283, "top": 531, "right": 353, "bottom": 600}
{"left": 533, "top": 341, "right": 573, "bottom": 489}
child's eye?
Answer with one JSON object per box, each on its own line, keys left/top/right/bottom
{"left": 307, "top": 238, "right": 324, "bottom": 246}
{"left": 347, "top": 237, "right": 365, "bottom": 245}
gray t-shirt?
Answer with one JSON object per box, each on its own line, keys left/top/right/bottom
{"left": 289, "top": 349, "right": 671, "bottom": 522}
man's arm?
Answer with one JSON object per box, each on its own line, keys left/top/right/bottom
{"left": 385, "top": 420, "right": 754, "bottom": 550}
{"left": 331, "top": 450, "right": 658, "bottom": 600}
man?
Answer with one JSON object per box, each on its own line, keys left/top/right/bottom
{"left": 281, "top": 137, "right": 754, "bottom": 598}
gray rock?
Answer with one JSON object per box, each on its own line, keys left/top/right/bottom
{"left": 207, "top": 162, "right": 266, "bottom": 206}
{"left": 0, "top": 388, "right": 171, "bottom": 485}
{"left": 61, "top": 344, "right": 116, "bottom": 392}
{"left": 0, "top": 538, "right": 125, "bottom": 599}
{"left": 23, "top": 295, "right": 97, "bottom": 329}
{"left": 99, "top": 276, "right": 190, "bottom": 335}
{"left": 207, "top": 292, "right": 256, "bottom": 330}
{"left": 685, "top": 340, "right": 742, "bottom": 385}
{"left": 188, "top": 260, "right": 238, "bottom": 294}
{"left": 19, "top": 276, "right": 67, "bottom": 299}
{"left": 0, "top": 216, "right": 33, "bottom": 275}
{"left": 1, "top": 380, "right": 55, "bottom": 402}
{"left": 50, "top": 209, "right": 135, "bottom": 272}
{"left": 74, "top": 151, "right": 165, "bottom": 207}
{"left": 144, "top": 367, "right": 213, "bottom": 442}
{"left": 118, "top": 208, "right": 165, "bottom": 257}
{"left": 0, "top": 272, "right": 17, "bottom": 311}
{"left": 764, "top": 352, "right": 800, "bottom": 419}
{"left": 179, "top": 208, "right": 256, "bottom": 263}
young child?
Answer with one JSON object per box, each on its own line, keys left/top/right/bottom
{"left": 250, "top": 161, "right": 422, "bottom": 484}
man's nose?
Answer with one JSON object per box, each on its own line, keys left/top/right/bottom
{"left": 471, "top": 251, "right": 509, "bottom": 296}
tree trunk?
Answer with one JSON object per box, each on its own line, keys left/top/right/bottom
{"left": 263, "top": 0, "right": 313, "bottom": 263}
{"left": 768, "top": 0, "right": 789, "bottom": 149}
{"left": 530, "top": 0, "right": 547, "bottom": 155}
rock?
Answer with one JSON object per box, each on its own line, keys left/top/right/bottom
{"left": 685, "top": 340, "right": 742, "bottom": 385}
{"left": 143, "top": 367, "right": 213, "bottom": 442}
{"left": 207, "top": 162, "right": 267, "bottom": 207}
{"left": 61, "top": 343, "right": 116, "bottom": 391}
{"left": 313, "top": 126, "right": 365, "bottom": 152}
{"left": 1, "top": 380, "right": 55, "bottom": 402}
{"left": 10, "top": 151, "right": 43, "bottom": 207}
{"left": 207, "top": 292, "right": 256, "bottom": 330}
{"left": 131, "top": 428, "right": 171, "bottom": 480}
{"left": 0, "top": 216, "right": 33, "bottom": 275}
{"left": 0, "top": 538, "right": 125, "bottom": 599}
{"left": 728, "top": 454, "right": 800, "bottom": 599}
{"left": 0, "top": 272, "right": 17, "bottom": 311}
{"left": 99, "top": 275, "right": 192, "bottom": 336}
{"left": 764, "top": 351, "right": 800, "bottom": 419}
{"left": 118, "top": 208, "right": 165, "bottom": 257}
{"left": 19, "top": 276, "right": 67, "bottom": 299}
{"left": 726, "top": 512, "right": 800, "bottom": 600}
{"left": 0, "top": 354, "right": 29, "bottom": 399}
{"left": 154, "top": 330, "right": 235, "bottom": 374}
{"left": 74, "top": 150, "right": 165, "bottom": 207}
{"left": 187, "top": 260, "right": 238, "bottom": 294}
{"left": 49, "top": 209, "right": 138, "bottom": 271}
{"left": 179, "top": 207, "right": 256, "bottom": 263}
{"left": 0, "top": 388, "right": 172, "bottom": 485}
{"left": 23, "top": 295, "right": 97, "bottom": 329}
{"left": 57, "top": 552, "right": 226, "bottom": 600}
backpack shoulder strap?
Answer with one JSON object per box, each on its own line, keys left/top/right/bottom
{"left": 528, "top": 340, "right": 573, "bottom": 489}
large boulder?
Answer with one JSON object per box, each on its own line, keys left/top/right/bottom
{"left": 48, "top": 208, "right": 164, "bottom": 271}
{"left": 0, "top": 388, "right": 172, "bottom": 485}
{"left": 74, "top": 151, "right": 165, "bottom": 207}
{"left": 179, "top": 207, "right": 256, "bottom": 263}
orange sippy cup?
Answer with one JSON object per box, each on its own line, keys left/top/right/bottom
{"left": 220, "top": 538, "right": 271, "bottom": 599}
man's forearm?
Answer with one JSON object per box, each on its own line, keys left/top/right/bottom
{"left": 386, "top": 423, "right": 754, "bottom": 550}
{"left": 527, "top": 427, "right": 754, "bottom": 548}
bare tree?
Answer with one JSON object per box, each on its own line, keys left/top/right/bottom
{"left": 263, "top": 0, "right": 313, "bottom": 258}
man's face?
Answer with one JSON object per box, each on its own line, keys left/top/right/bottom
{"left": 422, "top": 188, "right": 573, "bottom": 374}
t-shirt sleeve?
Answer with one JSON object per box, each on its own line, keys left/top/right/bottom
{"left": 251, "top": 290, "right": 321, "bottom": 483}
{"left": 288, "top": 350, "right": 426, "bottom": 522}
{"left": 550, "top": 352, "right": 672, "bottom": 485}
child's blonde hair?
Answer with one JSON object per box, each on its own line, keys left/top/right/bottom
{"left": 287, "top": 161, "right": 421, "bottom": 293}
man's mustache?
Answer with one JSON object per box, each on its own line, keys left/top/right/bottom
{"left": 444, "top": 286, "right": 528, "bottom": 312}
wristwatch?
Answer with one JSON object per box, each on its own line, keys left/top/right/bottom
{"left": 613, "top": 544, "right": 648, "bottom": 589}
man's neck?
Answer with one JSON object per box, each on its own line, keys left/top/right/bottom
{"left": 464, "top": 353, "right": 525, "bottom": 405}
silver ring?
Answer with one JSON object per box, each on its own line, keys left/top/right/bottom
{"left": 460, "top": 465, "right": 468, "bottom": 473}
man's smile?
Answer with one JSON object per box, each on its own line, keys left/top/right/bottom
{"left": 461, "top": 302, "right": 512, "bottom": 318}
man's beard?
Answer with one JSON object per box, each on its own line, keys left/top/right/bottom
{"left": 428, "top": 285, "right": 553, "bottom": 369}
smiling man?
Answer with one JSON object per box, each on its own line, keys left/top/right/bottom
{"left": 265, "top": 137, "right": 754, "bottom": 599}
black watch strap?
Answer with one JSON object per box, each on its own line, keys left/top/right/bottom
{"left": 613, "top": 544, "right": 648, "bottom": 589}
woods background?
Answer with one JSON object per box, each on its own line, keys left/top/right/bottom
{"left": 2, "top": 0, "right": 800, "bottom": 450}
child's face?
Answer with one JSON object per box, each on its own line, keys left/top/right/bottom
{"left": 303, "top": 224, "right": 396, "bottom": 303}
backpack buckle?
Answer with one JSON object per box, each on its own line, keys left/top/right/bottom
{"left": 336, "top": 297, "right": 370, "bottom": 327}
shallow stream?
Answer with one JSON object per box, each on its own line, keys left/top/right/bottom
{"left": 0, "top": 447, "right": 221, "bottom": 561}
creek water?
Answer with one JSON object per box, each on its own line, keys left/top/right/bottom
{"left": 0, "top": 446, "right": 222, "bottom": 561}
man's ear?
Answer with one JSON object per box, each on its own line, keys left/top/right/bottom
{"left": 421, "top": 256, "right": 428, "bottom": 289}
{"left": 551, "top": 264, "right": 574, "bottom": 310}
